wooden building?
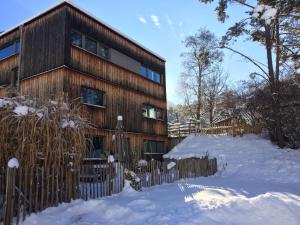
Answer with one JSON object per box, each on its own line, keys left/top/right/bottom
{"left": 0, "top": 1, "right": 167, "bottom": 161}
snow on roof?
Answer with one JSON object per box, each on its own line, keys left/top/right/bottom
{"left": 0, "top": 1, "right": 165, "bottom": 62}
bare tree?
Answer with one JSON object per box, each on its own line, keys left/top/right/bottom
{"left": 198, "top": 0, "right": 300, "bottom": 147}
{"left": 180, "top": 28, "right": 223, "bottom": 120}
{"left": 204, "top": 67, "right": 228, "bottom": 124}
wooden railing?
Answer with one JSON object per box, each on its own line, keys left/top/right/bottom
{"left": 168, "top": 121, "right": 261, "bottom": 138}
{"left": 1, "top": 157, "right": 217, "bottom": 225}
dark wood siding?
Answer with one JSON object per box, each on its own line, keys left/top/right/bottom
{"left": 19, "top": 67, "right": 167, "bottom": 136}
{"left": 70, "top": 47, "right": 165, "bottom": 100}
{"left": 65, "top": 69, "right": 167, "bottom": 135}
{"left": 0, "top": 30, "right": 20, "bottom": 47}
{"left": 0, "top": 30, "right": 20, "bottom": 86}
{"left": 65, "top": 6, "right": 165, "bottom": 75}
{"left": 0, "top": 55, "right": 18, "bottom": 85}
{"left": 20, "top": 6, "right": 67, "bottom": 78}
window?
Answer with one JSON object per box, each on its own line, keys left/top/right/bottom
{"left": 154, "top": 72, "right": 161, "bottom": 83}
{"left": 0, "top": 40, "right": 20, "bottom": 61}
{"left": 86, "top": 136, "right": 103, "bottom": 159}
{"left": 144, "top": 141, "right": 164, "bottom": 154}
{"left": 139, "top": 66, "right": 161, "bottom": 84}
{"left": 80, "top": 86, "right": 104, "bottom": 107}
{"left": 71, "top": 30, "right": 82, "bottom": 48}
{"left": 140, "top": 66, "right": 147, "bottom": 77}
{"left": 143, "top": 104, "right": 163, "bottom": 120}
{"left": 71, "top": 30, "right": 109, "bottom": 59}
{"left": 85, "top": 37, "right": 97, "bottom": 54}
{"left": 99, "top": 45, "right": 109, "bottom": 59}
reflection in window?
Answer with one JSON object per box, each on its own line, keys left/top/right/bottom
{"left": 142, "top": 104, "right": 163, "bottom": 120}
{"left": 86, "top": 136, "right": 103, "bottom": 159}
{"left": 70, "top": 30, "right": 109, "bottom": 59}
{"left": 144, "top": 141, "right": 164, "bottom": 154}
{"left": 80, "top": 86, "right": 104, "bottom": 106}
{"left": 0, "top": 40, "right": 20, "bottom": 61}
{"left": 71, "top": 30, "right": 82, "bottom": 48}
{"left": 85, "top": 37, "right": 97, "bottom": 54}
{"left": 99, "top": 45, "right": 109, "bottom": 58}
{"left": 139, "top": 65, "right": 161, "bottom": 84}
{"left": 140, "top": 66, "right": 147, "bottom": 77}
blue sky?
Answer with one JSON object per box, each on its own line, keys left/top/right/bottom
{"left": 0, "top": 0, "right": 266, "bottom": 104}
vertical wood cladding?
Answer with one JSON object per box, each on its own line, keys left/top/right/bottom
{"left": 19, "top": 69, "right": 65, "bottom": 99}
{"left": 88, "top": 129, "right": 167, "bottom": 160}
{"left": 65, "top": 69, "right": 167, "bottom": 136}
{"left": 66, "top": 6, "right": 165, "bottom": 75}
{"left": 0, "top": 30, "right": 20, "bottom": 86}
{"left": 0, "top": 30, "right": 20, "bottom": 47}
{"left": 0, "top": 55, "right": 18, "bottom": 85}
{"left": 70, "top": 47, "right": 165, "bottom": 99}
{"left": 19, "top": 68, "right": 167, "bottom": 136}
{"left": 20, "top": 7, "right": 67, "bottom": 78}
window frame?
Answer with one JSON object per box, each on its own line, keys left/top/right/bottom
{"left": 84, "top": 36, "right": 98, "bottom": 55}
{"left": 139, "top": 65, "right": 161, "bottom": 84}
{"left": 80, "top": 86, "right": 105, "bottom": 108}
{"left": 70, "top": 30, "right": 83, "bottom": 48}
{"left": 143, "top": 140, "right": 165, "bottom": 156}
{"left": 0, "top": 40, "right": 20, "bottom": 61}
{"left": 70, "top": 29, "right": 110, "bottom": 60}
{"left": 142, "top": 104, "right": 164, "bottom": 120}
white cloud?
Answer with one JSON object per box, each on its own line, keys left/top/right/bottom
{"left": 138, "top": 16, "right": 147, "bottom": 24}
{"left": 150, "top": 14, "right": 161, "bottom": 28}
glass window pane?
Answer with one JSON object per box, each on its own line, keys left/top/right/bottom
{"left": 71, "top": 31, "right": 82, "bottom": 48}
{"left": 148, "top": 107, "right": 156, "bottom": 119}
{"left": 80, "top": 86, "right": 103, "bottom": 106}
{"left": 86, "top": 136, "right": 103, "bottom": 158}
{"left": 154, "top": 72, "right": 161, "bottom": 83}
{"left": 142, "top": 105, "right": 148, "bottom": 117}
{"left": 156, "top": 108, "right": 163, "bottom": 120}
{"left": 156, "top": 142, "right": 164, "bottom": 153}
{"left": 148, "top": 69, "right": 155, "bottom": 80}
{"left": 15, "top": 41, "right": 20, "bottom": 53}
{"left": 99, "top": 45, "right": 109, "bottom": 58}
{"left": 0, "top": 44, "right": 15, "bottom": 60}
{"left": 85, "top": 37, "right": 97, "bottom": 54}
{"left": 140, "top": 66, "right": 147, "bottom": 77}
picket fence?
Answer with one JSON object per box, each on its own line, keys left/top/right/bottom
{"left": 0, "top": 157, "right": 217, "bottom": 225}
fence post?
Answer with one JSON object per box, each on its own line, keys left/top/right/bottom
{"left": 3, "top": 166, "right": 17, "bottom": 225}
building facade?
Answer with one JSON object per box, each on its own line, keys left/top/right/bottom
{"left": 0, "top": 1, "right": 167, "bottom": 161}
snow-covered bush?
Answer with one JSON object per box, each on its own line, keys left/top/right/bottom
{"left": 0, "top": 96, "right": 87, "bottom": 167}
{"left": 124, "top": 168, "right": 141, "bottom": 191}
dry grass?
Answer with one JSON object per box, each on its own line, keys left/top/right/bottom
{"left": 0, "top": 96, "right": 87, "bottom": 168}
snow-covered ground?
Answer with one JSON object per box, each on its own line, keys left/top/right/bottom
{"left": 21, "top": 135, "right": 300, "bottom": 225}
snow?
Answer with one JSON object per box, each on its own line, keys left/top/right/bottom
{"left": 107, "top": 155, "right": 115, "bottom": 163}
{"left": 118, "top": 115, "right": 123, "bottom": 121}
{"left": 21, "top": 135, "right": 300, "bottom": 225}
{"left": 13, "top": 106, "right": 29, "bottom": 116}
{"left": 61, "top": 119, "right": 76, "bottom": 128}
{"left": 167, "top": 161, "right": 176, "bottom": 170}
{"left": 252, "top": 4, "right": 277, "bottom": 24}
{"left": 7, "top": 158, "right": 19, "bottom": 168}
{"left": 137, "top": 159, "right": 148, "bottom": 166}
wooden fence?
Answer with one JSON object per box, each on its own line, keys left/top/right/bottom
{"left": 1, "top": 157, "right": 217, "bottom": 225}
{"left": 168, "top": 121, "right": 261, "bottom": 138}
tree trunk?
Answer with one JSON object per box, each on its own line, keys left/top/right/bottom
{"left": 264, "top": 25, "right": 285, "bottom": 148}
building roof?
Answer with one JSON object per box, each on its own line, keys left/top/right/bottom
{"left": 0, "top": 0, "right": 165, "bottom": 62}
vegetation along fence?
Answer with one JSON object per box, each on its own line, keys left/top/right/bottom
{"left": 168, "top": 121, "right": 261, "bottom": 138}
{"left": 1, "top": 157, "right": 217, "bottom": 225}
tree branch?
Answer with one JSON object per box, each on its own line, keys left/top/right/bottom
{"left": 222, "top": 46, "right": 269, "bottom": 78}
